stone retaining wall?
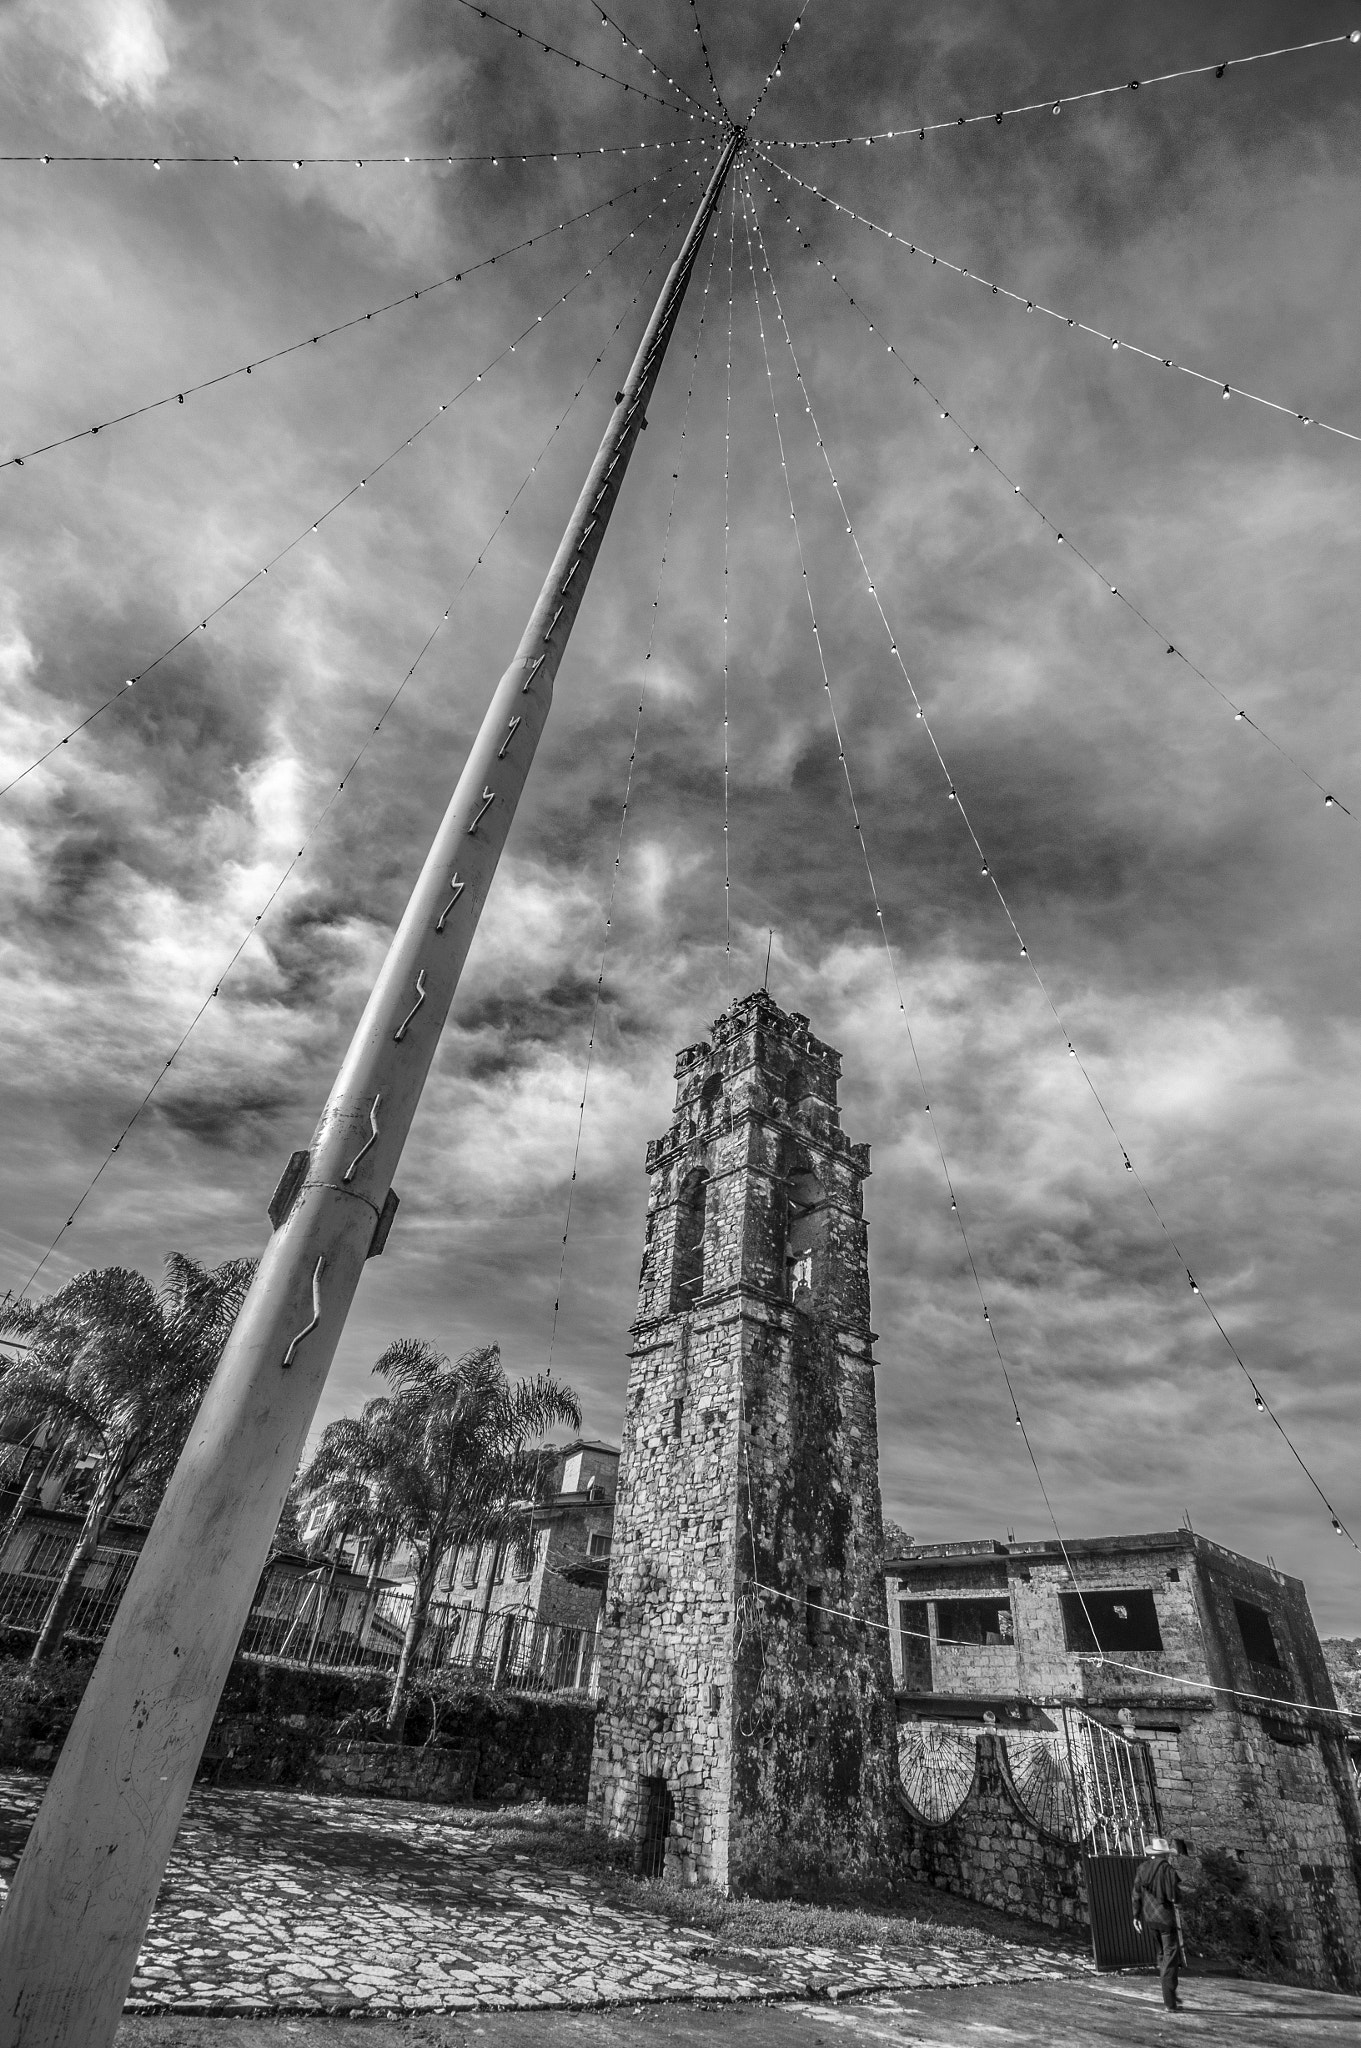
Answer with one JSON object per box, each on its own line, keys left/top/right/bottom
{"left": 893, "top": 1732, "right": 1088, "bottom": 1934}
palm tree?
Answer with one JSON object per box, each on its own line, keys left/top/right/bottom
{"left": 0, "top": 1253, "right": 255, "bottom": 1661}
{"left": 299, "top": 1341, "right": 579, "bottom": 1734}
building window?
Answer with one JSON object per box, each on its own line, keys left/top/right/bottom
{"left": 899, "top": 1598, "right": 932, "bottom": 1692}
{"left": 587, "top": 1530, "right": 612, "bottom": 1562}
{"left": 672, "top": 1397, "right": 683, "bottom": 1441}
{"left": 461, "top": 1545, "right": 482, "bottom": 1589}
{"left": 936, "top": 1596, "right": 1015, "bottom": 1647}
{"left": 560, "top": 1451, "right": 584, "bottom": 1495}
{"left": 1060, "top": 1588, "right": 1163, "bottom": 1654}
{"left": 1234, "top": 1598, "right": 1283, "bottom": 1669}
{"left": 805, "top": 1584, "right": 824, "bottom": 1645}
{"left": 492, "top": 1543, "right": 508, "bottom": 1584}
{"left": 671, "top": 1168, "right": 708, "bottom": 1311}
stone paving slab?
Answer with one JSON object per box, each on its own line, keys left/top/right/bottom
{"left": 0, "top": 1768, "right": 1084, "bottom": 2016}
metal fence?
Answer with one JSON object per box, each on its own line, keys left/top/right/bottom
{"left": 0, "top": 1541, "right": 599, "bottom": 1698}
{"left": 898, "top": 1708, "right": 1160, "bottom": 1852}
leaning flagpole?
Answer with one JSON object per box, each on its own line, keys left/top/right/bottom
{"left": 0, "top": 125, "right": 743, "bottom": 2048}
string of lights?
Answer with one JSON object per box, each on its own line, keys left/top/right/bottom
{"left": 719, "top": 178, "right": 738, "bottom": 1007}
{"left": 2, "top": 156, "right": 706, "bottom": 474}
{"left": 15, "top": 216, "right": 690, "bottom": 1299}
{"left": 755, "top": 150, "right": 1361, "bottom": 447}
{"left": 580, "top": 0, "right": 718, "bottom": 127}
{"left": 545, "top": 197, "right": 728, "bottom": 1372}
{"left": 745, "top": 180, "right": 1358, "bottom": 1555}
{"left": 688, "top": 0, "right": 731, "bottom": 123}
{"left": 0, "top": 157, "right": 713, "bottom": 805}
{"left": 450, "top": 0, "right": 710, "bottom": 120}
{"left": 761, "top": 29, "right": 1361, "bottom": 146}
{"left": 4, "top": 138, "right": 693, "bottom": 167}
{"left": 738, "top": 173, "right": 1109, "bottom": 1643}
{"left": 748, "top": 5, "right": 811, "bottom": 124}
{"left": 752, "top": 166, "right": 1353, "bottom": 823}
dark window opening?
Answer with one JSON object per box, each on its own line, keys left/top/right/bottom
{"left": 785, "top": 1068, "right": 803, "bottom": 1113}
{"left": 936, "top": 1596, "right": 1015, "bottom": 1647}
{"left": 1060, "top": 1588, "right": 1163, "bottom": 1654}
{"left": 805, "top": 1584, "right": 824, "bottom": 1645}
{"left": 1234, "top": 1597, "right": 1283, "bottom": 1670}
{"left": 700, "top": 1072, "right": 723, "bottom": 1119}
{"left": 670, "top": 1168, "right": 708, "bottom": 1311}
{"left": 635, "top": 1775, "right": 673, "bottom": 1880}
{"left": 672, "top": 1397, "right": 683, "bottom": 1441}
{"left": 899, "top": 1598, "right": 932, "bottom": 1691}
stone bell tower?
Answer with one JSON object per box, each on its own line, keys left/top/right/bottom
{"left": 587, "top": 991, "right": 896, "bottom": 1892}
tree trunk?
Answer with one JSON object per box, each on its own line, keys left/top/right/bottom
{"left": 1, "top": 1466, "right": 44, "bottom": 1564}
{"left": 385, "top": 1558, "right": 438, "bottom": 1738}
{"left": 30, "top": 1461, "right": 121, "bottom": 1664}
{"left": 356, "top": 1543, "right": 387, "bottom": 1652}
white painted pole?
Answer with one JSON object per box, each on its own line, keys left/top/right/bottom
{"left": 0, "top": 127, "right": 742, "bottom": 2048}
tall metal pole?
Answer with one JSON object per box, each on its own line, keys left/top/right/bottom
{"left": 0, "top": 126, "right": 742, "bottom": 2048}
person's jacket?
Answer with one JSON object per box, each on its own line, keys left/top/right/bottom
{"left": 1131, "top": 1855, "right": 1180, "bottom": 1929}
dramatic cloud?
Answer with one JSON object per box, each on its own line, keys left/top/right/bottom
{"left": 2, "top": 0, "right": 1358, "bottom": 1628}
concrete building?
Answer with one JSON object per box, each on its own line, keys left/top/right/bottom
{"left": 440, "top": 1438, "right": 619, "bottom": 1637}
{"left": 589, "top": 992, "right": 895, "bottom": 1892}
{"left": 886, "top": 1530, "right": 1361, "bottom": 1987}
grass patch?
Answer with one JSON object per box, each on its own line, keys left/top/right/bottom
{"left": 455, "top": 1801, "right": 1083, "bottom": 1957}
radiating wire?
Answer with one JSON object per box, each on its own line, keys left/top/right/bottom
{"left": 0, "top": 158, "right": 713, "bottom": 804}
{"left": 719, "top": 180, "right": 738, "bottom": 1007}
{"left": 761, "top": 30, "right": 1361, "bottom": 146}
{"left": 2, "top": 158, "right": 705, "bottom": 474}
{"left": 4, "top": 138, "right": 693, "bottom": 167}
{"left": 752, "top": 166, "right": 1352, "bottom": 823}
{"left": 757, "top": 151, "right": 1361, "bottom": 447}
{"left": 747, "top": 180, "right": 1358, "bottom": 1554}
{"left": 579, "top": 0, "right": 718, "bottom": 126}
{"left": 15, "top": 213, "right": 690, "bottom": 1299}
{"left": 688, "top": 0, "right": 731, "bottom": 122}
{"left": 545, "top": 195, "right": 729, "bottom": 1370}
{"left": 451, "top": 0, "right": 711, "bottom": 119}
{"left": 738, "top": 172, "right": 1111, "bottom": 1638}
{"left": 748, "top": 3, "right": 813, "bottom": 124}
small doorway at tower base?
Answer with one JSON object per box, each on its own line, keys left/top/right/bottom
{"left": 635, "top": 1773, "right": 675, "bottom": 1880}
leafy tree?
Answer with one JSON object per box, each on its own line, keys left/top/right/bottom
{"left": 299, "top": 1340, "right": 579, "bottom": 1734}
{"left": 0, "top": 1254, "right": 255, "bottom": 1662}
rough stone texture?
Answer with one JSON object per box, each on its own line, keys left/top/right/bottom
{"left": 894, "top": 1733, "right": 1088, "bottom": 1934}
{"left": 0, "top": 1769, "right": 1084, "bottom": 2016}
{"left": 885, "top": 1530, "right": 1361, "bottom": 1988}
{"left": 589, "top": 993, "right": 896, "bottom": 1894}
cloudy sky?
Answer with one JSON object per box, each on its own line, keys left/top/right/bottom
{"left": 2, "top": 1, "right": 1359, "bottom": 1629}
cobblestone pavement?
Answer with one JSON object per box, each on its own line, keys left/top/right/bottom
{"left": 0, "top": 1769, "right": 1083, "bottom": 2016}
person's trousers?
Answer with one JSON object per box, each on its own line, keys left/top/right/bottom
{"left": 1153, "top": 1926, "right": 1181, "bottom": 2008}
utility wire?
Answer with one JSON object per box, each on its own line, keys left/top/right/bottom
{"left": 719, "top": 178, "right": 738, "bottom": 1008}
{"left": 747, "top": 181, "right": 1358, "bottom": 1555}
{"left": 687, "top": 0, "right": 731, "bottom": 122}
{"left": 14, "top": 212, "right": 690, "bottom": 1299}
{"left": 451, "top": 0, "right": 712, "bottom": 120}
{"left": 0, "top": 158, "right": 711, "bottom": 804}
{"left": 545, "top": 189, "right": 729, "bottom": 1374}
{"left": 739, "top": 172, "right": 1111, "bottom": 1646}
{"left": 757, "top": 150, "right": 1361, "bottom": 447}
{"left": 748, "top": 3, "right": 813, "bottom": 124}
{"left": 578, "top": 0, "right": 718, "bottom": 126}
{"left": 4, "top": 138, "right": 693, "bottom": 167}
{"left": 753, "top": 165, "right": 1352, "bottom": 822}
{"left": 761, "top": 30, "right": 1361, "bottom": 145}
{"left": 2, "top": 157, "right": 704, "bottom": 474}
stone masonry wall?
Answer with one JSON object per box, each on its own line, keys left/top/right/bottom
{"left": 589, "top": 993, "right": 896, "bottom": 1895}
{"left": 892, "top": 1732, "right": 1087, "bottom": 1934}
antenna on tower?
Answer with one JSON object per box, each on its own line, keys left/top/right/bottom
{"left": 763, "top": 929, "right": 774, "bottom": 990}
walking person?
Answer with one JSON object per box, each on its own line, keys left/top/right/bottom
{"left": 1132, "top": 1835, "right": 1184, "bottom": 2011}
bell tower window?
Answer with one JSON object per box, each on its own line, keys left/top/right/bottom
{"left": 671, "top": 1167, "right": 709, "bottom": 1312}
